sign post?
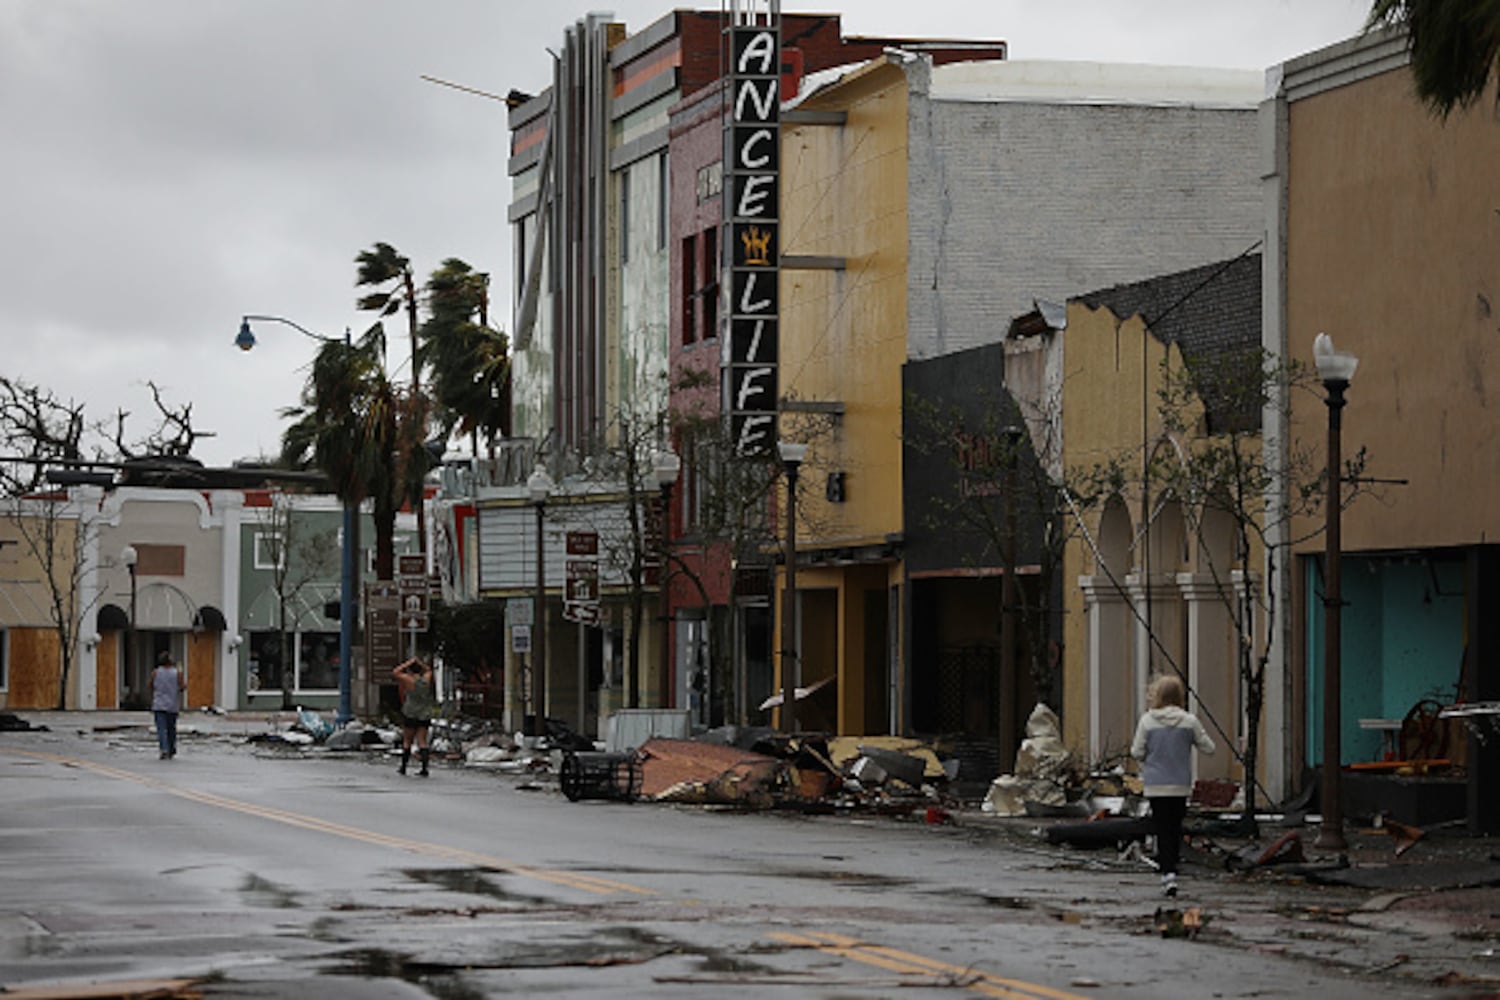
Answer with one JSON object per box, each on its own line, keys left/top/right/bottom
{"left": 563, "top": 531, "right": 601, "bottom": 626}
{"left": 397, "top": 554, "right": 428, "bottom": 657}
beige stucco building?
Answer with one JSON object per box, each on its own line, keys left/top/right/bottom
{"left": 1263, "top": 30, "right": 1500, "bottom": 823}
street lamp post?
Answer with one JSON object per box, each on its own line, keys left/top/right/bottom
{"left": 528, "top": 466, "right": 553, "bottom": 740}
{"left": 653, "top": 447, "right": 681, "bottom": 712}
{"left": 122, "top": 545, "right": 138, "bottom": 705}
{"left": 777, "top": 440, "right": 808, "bottom": 733}
{"left": 236, "top": 315, "right": 357, "bottom": 725}
{"left": 1313, "top": 332, "right": 1358, "bottom": 852}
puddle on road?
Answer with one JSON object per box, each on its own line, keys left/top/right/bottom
{"left": 401, "top": 867, "right": 552, "bottom": 906}
{"left": 323, "top": 923, "right": 766, "bottom": 986}
{"left": 240, "top": 873, "right": 300, "bottom": 908}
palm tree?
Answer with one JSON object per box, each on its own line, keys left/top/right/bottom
{"left": 421, "top": 259, "right": 511, "bottom": 456}
{"left": 1368, "top": 0, "right": 1500, "bottom": 117}
{"left": 356, "top": 243, "right": 431, "bottom": 554}
{"left": 280, "top": 324, "right": 413, "bottom": 580}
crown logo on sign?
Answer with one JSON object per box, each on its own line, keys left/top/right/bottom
{"left": 740, "top": 226, "right": 773, "bottom": 266}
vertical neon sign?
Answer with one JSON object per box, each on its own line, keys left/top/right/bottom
{"left": 724, "top": 15, "right": 780, "bottom": 457}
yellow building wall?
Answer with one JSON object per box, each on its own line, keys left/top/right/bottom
{"left": 779, "top": 60, "right": 909, "bottom": 546}
{"left": 1056, "top": 302, "right": 1260, "bottom": 774}
{"left": 1284, "top": 71, "right": 1500, "bottom": 555}
{"left": 773, "top": 60, "right": 911, "bottom": 735}
{"left": 1059, "top": 305, "right": 1181, "bottom": 750}
{"left": 0, "top": 513, "right": 81, "bottom": 708}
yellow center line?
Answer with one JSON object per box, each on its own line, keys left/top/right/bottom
{"left": 3, "top": 748, "right": 652, "bottom": 897}
{"left": 771, "top": 930, "right": 1090, "bottom": 1000}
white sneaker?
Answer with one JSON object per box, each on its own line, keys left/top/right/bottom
{"left": 1161, "top": 874, "right": 1179, "bottom": 898}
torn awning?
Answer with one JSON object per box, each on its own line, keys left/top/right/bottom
{"left": 192, "top": 605, "right": 227, "bottom": 632}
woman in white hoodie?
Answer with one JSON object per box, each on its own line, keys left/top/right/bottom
{"left": 1131, "top": 674, "right": 1215, "bottom": 897}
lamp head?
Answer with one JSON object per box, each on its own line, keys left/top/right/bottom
{"left": 232, "top": 322, "right": 256, "bottom": 353}
{"left": 235, "top": 318, "right": 256, "bottom": 351}
{"left": 527, "top": 467, "right": 553, "bottom": 503}
{"left": 1313, "top": 332, "right": 1358, "bottom": 385}
{"left": 652, "top": 448, "right": 681, "bottom": 488}
{"left": 120, "top": 544, "right": 138, "bottom": 569}
{"left": 777, "top": 440, "right": 809, "bottom": 468}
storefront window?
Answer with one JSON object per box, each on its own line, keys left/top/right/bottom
{"left": 297, "top": 631, "right": 339, "bottom": 691}
{"left": 247, "top": 631, "right": 284, "bottom": 693}
{"left": 247, "top": 629, "right": 338, "bottom": 695}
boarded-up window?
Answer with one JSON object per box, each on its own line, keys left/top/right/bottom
{"left": 132, "top": 544, "right": 185, "bottom": 576}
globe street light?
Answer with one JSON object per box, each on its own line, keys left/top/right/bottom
{"left": 1313, "top": 332, "right": 1358, "bottom": 852}
{"left": 652, "top": 447, "right": 681, "bottom": 712}
{"left": 528, "top": 465, "right": 554, "bottom": 739}
{"left": 777, "top": 440, "right": 808, "bottom": 733}
{"left": 236, "top": 314, "right": 357, "bottom": 725}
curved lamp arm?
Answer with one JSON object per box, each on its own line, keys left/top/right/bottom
{"left": 236, "top": 314, "right": 349, "bottom": 351}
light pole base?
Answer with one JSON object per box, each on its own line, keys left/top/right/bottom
{"left": 1313, "top": 824, "right": 1347, "bottom": 852}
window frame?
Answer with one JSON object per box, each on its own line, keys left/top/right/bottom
{"left": 252, "top": 532, "right": 284, "bottom": 571}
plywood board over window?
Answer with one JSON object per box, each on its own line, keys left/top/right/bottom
{"left": 133, "top": 544, "right": 185, "bottom": 577}
{"left": 187, "top": 631, "right": 215, "bottom": 708}
{"left": 96, "top": 634, "right": 119, "bottom": 709}
{"left": 10, "top": 627, "right": 61, "bottom": 708}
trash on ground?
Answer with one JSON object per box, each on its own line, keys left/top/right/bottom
{"left": 982, "top": 704, "right": 1083, "bottom": 817}
{"left": 1154, "top": 906, "right": 1209, "bottom": 939}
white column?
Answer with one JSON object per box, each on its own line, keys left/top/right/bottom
{"left": 1177, "top": 572, "right": 1235, "bottom": 781}
{"left": 1079, "top": 575, "right": 1134, "bottom": 760}
{"left": 218, "top": 491, "right": 244, "bottom": 709}
{"left": 1126, "top": 573, "right": 1187, "bottom": 695}
{"left": 75, "top": 488, "right": 103, "bottom": 710}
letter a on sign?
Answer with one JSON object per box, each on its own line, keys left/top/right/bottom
{"left": 736, "top": 30, "right": 777, "bottom": 76}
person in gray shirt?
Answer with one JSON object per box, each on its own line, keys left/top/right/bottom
{"left": 1132, "top": 673, "right": 1215, "bottom": 897}
{"left": 150, "top": 652, "right": 184, "bottom": 760}
{"left": 394, "top": 658, "right": 437, "bottom": 776}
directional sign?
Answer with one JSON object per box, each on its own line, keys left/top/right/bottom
{"left": 401, "top": 611, "right": 429, "bottom": 633}
{"left": 401, "top": 591, "right": 429, "bottom": 615}
{"left": 566, "top": 531, "right": 599, "bottom": 556}
{"left": 366, "top": 582, "right": 402, "bottom": 677}
{"left": 564, "top": 601, "right": 601, "bottom": 626}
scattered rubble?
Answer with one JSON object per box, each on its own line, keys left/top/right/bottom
{"left": 0, "top": 712, "right": 49, "bottom": 732}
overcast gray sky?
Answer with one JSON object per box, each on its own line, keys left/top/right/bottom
{"left": 1, "top": 0, "right": 1370, "bottom": 469}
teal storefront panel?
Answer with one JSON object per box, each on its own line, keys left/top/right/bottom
{"left": 1305, "top": 553, "right": 1464, "bottom": 764}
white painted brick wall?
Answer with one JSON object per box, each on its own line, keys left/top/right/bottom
{"left": 906, "top": 94, "right": 1262, "bottom": 359}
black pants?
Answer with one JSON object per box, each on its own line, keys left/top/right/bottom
{"left": 1149, "top": 796, "right": 1188, "bottom": 875}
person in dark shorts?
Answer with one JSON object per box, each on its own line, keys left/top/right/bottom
{"left": 393, "top": 658, "right": 436, "bottom": 776}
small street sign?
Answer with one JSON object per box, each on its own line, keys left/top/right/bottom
{"left": 511, "top": 624, "right": 531, "bottom": 653}
{"left": 566, "top": 531, "right": 599, "bottom": 556}
{"left": 401, "top": 612, "right": 429, "bottom": 632}
{"left": 506, "top": 598, "right": 533, "bottom": 626}
{"left": 563, "top": 601, "right": 601, "bottom": 626}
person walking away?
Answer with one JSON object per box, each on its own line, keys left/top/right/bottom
{"left": 394, "top": 658, "right": 436, "bottom": 776}
{"left": 150, "top": 652, "right": 185, "bottom": 759}
{"left": 1131, "top": 673, "right": 1215, "bottom": 897}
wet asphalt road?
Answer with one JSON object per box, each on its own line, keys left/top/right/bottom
{"left": 0, "top": 721, "right": 1481, "bottom": 999}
